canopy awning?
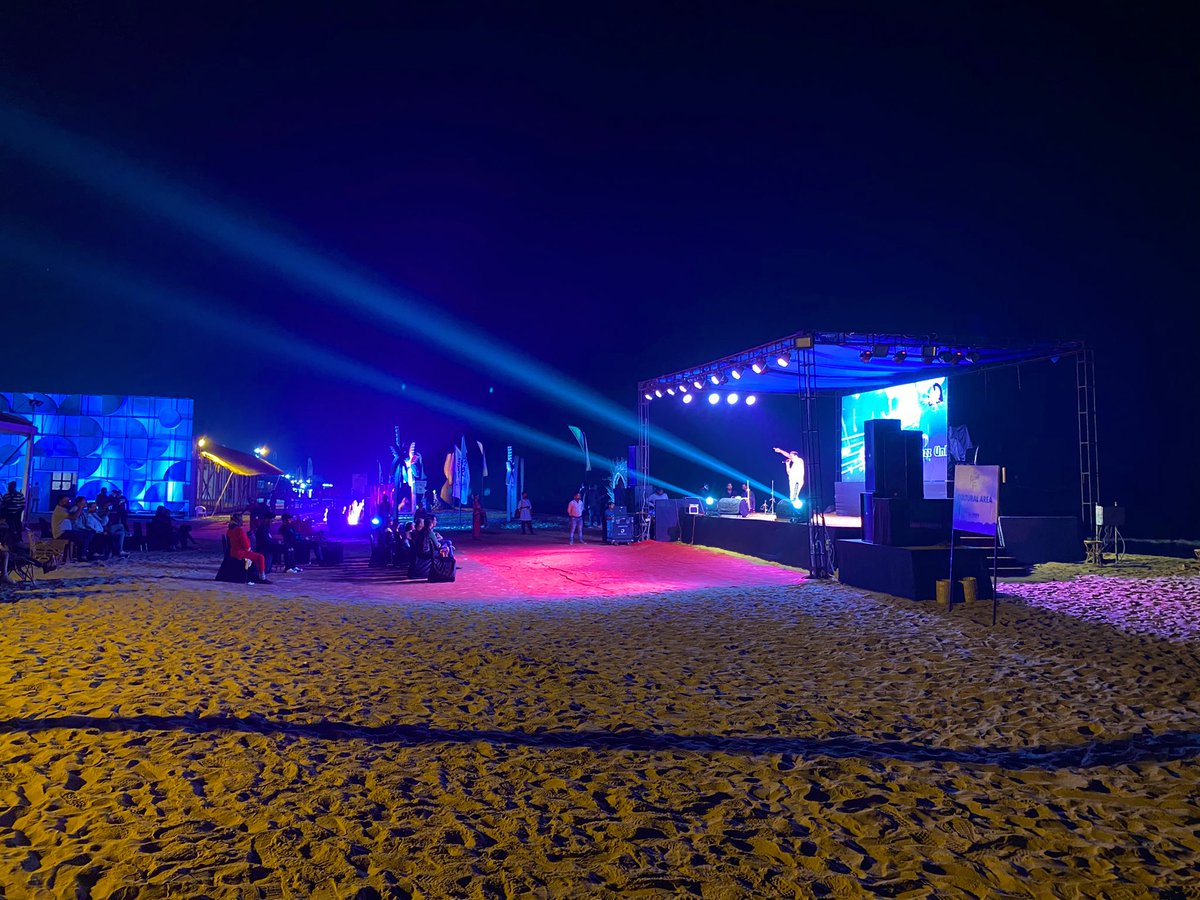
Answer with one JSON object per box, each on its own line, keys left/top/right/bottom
{"left": 0, "top": 411, "right": 37, "bottom": 437}
{"left": 639, "top": 331, "right": 1083, "bottom": 395}
{"left": 200, "top": 443, "right": 285, "bottom": 477}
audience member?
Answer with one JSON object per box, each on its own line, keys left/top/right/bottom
{"left": 279, "top": 513, "right": 317, "bottom": 569}
{"left": 517, "top": 492, "right": 533, "bottom": 534}
{"left": 567, "top": 492, "right": 584, "bottom": 545}
{"left": 106, "top": 508, "right": 129, "bottom": 557}
{"left": 147, "top": 506, "right": 176, "bottom": 551}
{"left": 1, "top": 481, "right": 25, "bottom": 533}
{"left": 253, "top": 513, "right": 285, "bottom": 574}
{"left": 227, "top": 513, "right": 269, "bottom": 583}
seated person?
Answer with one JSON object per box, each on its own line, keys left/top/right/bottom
{"left": 226, "top": 513, "right": 269, "bottom": 583}
{"left": 105, "top": 509, "right": 129, "bottom": 557}
{"left": 78, "top": 502, "right": 110, "bottom": 559}
{"left": 426, "top": 514, "right": 454, "bottom": 559}
{"left": 408, "top": 518, "right": 434, "bottom": 579}
{"left": 252, "top": 514, "right": 285, "bottom": 574}
{"left": 51, "top": 495, "right": 90, "bottom": 560}
{"left": 177, "top": 522, "right": 198, "bottom": 549}
{"left": 279, "top": 513, "right": 319, "bottom": 568}
{"left": 146, "top": 506, "right": 177, "bottom": 551}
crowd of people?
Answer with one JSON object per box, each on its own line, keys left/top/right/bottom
{"left": 366, "top": 510, "right": 456, "bottom": 581}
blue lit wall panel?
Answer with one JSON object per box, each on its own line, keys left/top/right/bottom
{"left": 0, "top": 391, "right": 194, "bottom": 514}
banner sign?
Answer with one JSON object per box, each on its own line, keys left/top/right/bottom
{"left": 952, "top": 465, "right": 1000, "bottom": 536}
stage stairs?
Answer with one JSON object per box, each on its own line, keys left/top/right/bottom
{"left": 956, "top": 534, "right": 1033, "bottom": 578}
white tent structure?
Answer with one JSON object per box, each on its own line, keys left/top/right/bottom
{"left": 0, "top": 412, "right": 36, "bottom": 523}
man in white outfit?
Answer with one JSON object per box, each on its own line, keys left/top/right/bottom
{"left": 773, "top": 447, "right": 805, "bottom": 503}
{"left": 567, "top": 492, "right": 584, "bottom": 544}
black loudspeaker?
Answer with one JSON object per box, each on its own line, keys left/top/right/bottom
{"left": 864, "top": 419, "right": 902, "bottom": 496}
{"left": 715, "top": 497, "right": 744, "bottom": 516}
{"left": 775, "top": 498, "right": 804, "bottom": 521}
{"left": 870, "top": 497, "right": 911, "bottom": 545}
{"left": 860, "top": 491, "right": 875, "bottom": 542}
{"left": 654, "top": 500, "right": 681, "bottom": 541}
{"left": 901, "top": 429, "right": 924, "bottom": 500}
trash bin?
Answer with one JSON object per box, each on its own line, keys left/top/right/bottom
{"left": 935, "top": 579, "right": 951, "bottom": 607}
{"left": 961, "top": 576, "right": 978, "bottom": 603}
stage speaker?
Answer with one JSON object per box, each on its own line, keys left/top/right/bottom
{"left": 869, "top": 497, "right": 910, "bottom": 546}
{"left": 775, "top": 498, "right": 804, "bottom": 521}
{"left": 654, "top": 499, "right": 681, "bottom": 541}
{"left": 610, "top": 515, "right": 635, "bottom": 544}
{"left": 864, "top": 419, "right": 902, "bottom": 496}
{"left": 901, "top": 429, "right": 924, "bottom": 500}
{"left": 860, "top": 491, "right": 875, "bottom": 543}
{"left": 715, "top": 497, "right": 744, "bottom": 516}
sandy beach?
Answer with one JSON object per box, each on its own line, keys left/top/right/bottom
{"left": 2, "top": 534, "right": 1199, "bottom": 897}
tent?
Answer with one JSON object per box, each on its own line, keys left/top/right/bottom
{"left": 195, "top": 441, "right": 285, "bottom": 515}
{"left": 0, "top": 412, "right": 37, "bottom": 521}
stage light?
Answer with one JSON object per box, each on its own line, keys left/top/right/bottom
{"left": 776, "top": 355, "right": 790, "bottom": 367}
{"left": 705, "top": 496, "right": 714, "bottom": 506}
{"left": 644, "top": 391, "right": 653, "bottom": 401}
{"left": 745, "top": 394, "right": 757, "bottom": 406}
{"left": 938, "top": 350, "right": 955, "bottom": 363}
{"left": 666, "top": 386, "right": 676, "bottom": 396}
{"left": 966, "top": 351, "right": 981, "bottom": 363}
{"left": 922, "top": 346, "right": 938, "bottom": 362}
{"left": 678, "top": 383, "right": 688, "bottom": 393}
{"left": 197, "top": 437, "right": 207, "bottom": 448}
{"left": 710, "top": 372, "right": 721, "bottom": 385}
{"left": 707, "top": 392, "right": 720, "bottom": 405}
{"left": 859, "top": 350, "right": 873, "bottom": 363}
{"left": 730, "top": 367, "right": 743, "bottom": 380}
{"left": 682, "top": 393, "right": 694, "bottom": 404}
{"left": 370, "top": 517, "right": 381, "bottom": 527}
{"left": 654, "top": 388, "right": 664, "bottom": 398}
{"left": 751, "top": 359, "right": 767, "bottom": 374}
{"left": 892, "top": 350, "right": 907, "bottom": 363}
{"left": 726, "top": 393, "right": 738, "bottom": 404}
{"left": 693, "top": 378, "right": 705, "bottom": 390}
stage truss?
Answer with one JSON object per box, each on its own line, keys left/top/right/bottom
{"left": 636, "top": 331, "right": 1094, "bottom": 575}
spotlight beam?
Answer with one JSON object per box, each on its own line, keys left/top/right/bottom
{"left": 0, "top": 102, "right": 768, "bottom": 487}
{"left": 0, "top": 230, "right": 706, "bottom": 496}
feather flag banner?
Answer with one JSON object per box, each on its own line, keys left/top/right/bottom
{"left": 568, "top": 426, "right": 591, "bottom": 471}
{"left": 476, "top": 441, "right": 488, "bottom": 478}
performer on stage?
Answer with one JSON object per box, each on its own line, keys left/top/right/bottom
{"left": 772, "top": 447, "right": 805, "bottom": 503}
{"left": 741, "top": 482, "right": 756, "bottom": 513}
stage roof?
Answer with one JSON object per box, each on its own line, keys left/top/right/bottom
{"left": 200, "top": 443, "right": 285, "bottom": 477}
{"left": 639, "top": 331, "right": 1084, "bottom": 396}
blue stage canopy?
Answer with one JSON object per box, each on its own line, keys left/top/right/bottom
{"left": 639, "top": 332, "right": 1083, "bottom": 396}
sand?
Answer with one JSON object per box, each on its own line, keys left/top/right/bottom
{"left": 1, "top": 537, "right": 1199, "bottom": 897}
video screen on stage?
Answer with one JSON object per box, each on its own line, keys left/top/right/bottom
{"left": 840, "top": 377, "right": 947, "bottom": 483}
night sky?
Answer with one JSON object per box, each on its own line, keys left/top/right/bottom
{"left": 2, "top": 5, "right": 1197, "bottom": 536}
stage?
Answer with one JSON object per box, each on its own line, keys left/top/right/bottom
{"left": 686, "top": 512, "right": 863, "bottom": 570}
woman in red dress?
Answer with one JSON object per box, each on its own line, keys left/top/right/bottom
{"left": 471, "top": 494, "right": 483, "bottom": 540}
{"left": 227, "top": 513, "right": 269, "bottom": 583}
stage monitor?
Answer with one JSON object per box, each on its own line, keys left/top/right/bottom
{"left": 840, "top": 377, "right": 947, "bottom": 484}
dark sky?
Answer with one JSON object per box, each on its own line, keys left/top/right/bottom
{"left": 2, "top": 4, "right": 1197, "bottom": 535}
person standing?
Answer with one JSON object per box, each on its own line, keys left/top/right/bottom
{"left": 1, "top": 481, "right": 25, "bottom": 533}
{"left": 517, "top": 492, "right": 533, "bottom": 534}
{"left": 471, "top": 494, "right": 483, "bottom": 540}
{"left": 741, "top": 482, "right": 757, "bottom": 513}
{"left": 773, "top": 448, "right": 805, "bottom": 503}
{"left": 567, "top": 492, "right": 584, "bottom": 545}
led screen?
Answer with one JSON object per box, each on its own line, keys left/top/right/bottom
{"left": 840, "top": 377, "right": 947, "bottom": 483}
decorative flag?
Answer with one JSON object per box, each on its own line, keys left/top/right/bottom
{"left": 476, "top": 441, "right": 488, "bottom": 478}
{"left": 568, "top": 426, "right": 592, "bottom": 471}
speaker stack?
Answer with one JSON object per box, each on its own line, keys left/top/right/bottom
{"left": 861, "top": 418, "right": 925, "bottom": 545}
